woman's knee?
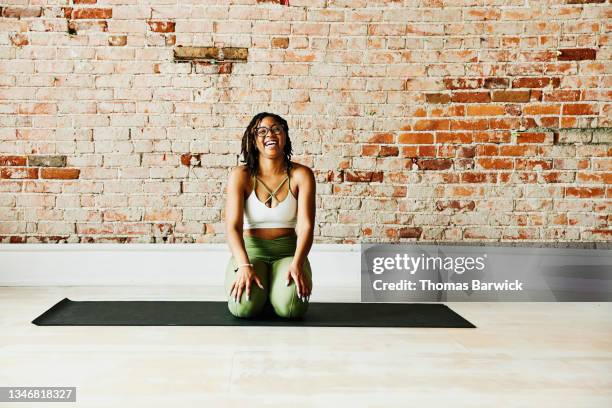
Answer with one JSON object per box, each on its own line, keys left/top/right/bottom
{"left": 269, "top": 257, "right": 311, "bottom": 318}
{"left": 271, "top": 296, "right": 308, "bottom": 319}
{"left": 228, "top": 296, "right": 267, "bottom": 318}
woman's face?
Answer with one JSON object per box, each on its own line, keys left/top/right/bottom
{"left": 254, "top": 116, "right": 286, "bottom": 159}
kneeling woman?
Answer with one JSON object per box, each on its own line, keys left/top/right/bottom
{"left": 224, "top": 112, "right": 315, "bottom": 319}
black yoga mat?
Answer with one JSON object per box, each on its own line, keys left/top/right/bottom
{"left": 32, "top": 297, "right": 476, "bottom": 328}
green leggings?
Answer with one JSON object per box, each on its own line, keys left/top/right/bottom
{"left": 225, "top": 234, "right": 312, "bottom": 319}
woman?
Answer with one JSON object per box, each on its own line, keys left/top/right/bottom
{"left": 224, "top": 112, "right": 316, "bottom": 319}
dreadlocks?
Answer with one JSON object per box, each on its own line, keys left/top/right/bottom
{"left": 240, "top": 112, "right": 293, "bottom": 177}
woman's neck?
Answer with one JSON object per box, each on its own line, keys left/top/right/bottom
{"left": 257, "top": 157, "right": 286, "bottom": 176}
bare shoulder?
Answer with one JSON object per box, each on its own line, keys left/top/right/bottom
{"left": 290, "top": 162, "right": 314, "bottom": 183}
{"left": 229, "top": 165, "right": 250, "bottom": 179}
{"left": 228, "top": 165, "right": 251, "bottom": 189}
{"left": 291, "top": 162, "right": 314, "bottom": 178}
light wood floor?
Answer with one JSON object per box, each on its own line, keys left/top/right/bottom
{"left": 1, "top": 286, "right": 611, "bottom": 407}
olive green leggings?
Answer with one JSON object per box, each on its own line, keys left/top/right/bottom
{"left": 225, "top": 234, "right": 312, "bottom": 319}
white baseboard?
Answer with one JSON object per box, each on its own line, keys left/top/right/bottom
{"left": 0, "top": 244, "right": 361, "bottom": 287}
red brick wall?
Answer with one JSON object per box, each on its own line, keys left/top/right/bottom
{"left": 0, "top": 0, "right": 610, "bottom": 243}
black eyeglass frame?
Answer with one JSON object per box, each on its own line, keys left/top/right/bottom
{"left": 254, "top": 125, "right": 284, "bottom": 138}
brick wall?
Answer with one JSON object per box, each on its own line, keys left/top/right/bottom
{"left": 0, "top": 0, "right": 610, "bottom": 244}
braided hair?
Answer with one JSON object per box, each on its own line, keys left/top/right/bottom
{"left": 240, "top": 112, "right": 293, "bottom": 177}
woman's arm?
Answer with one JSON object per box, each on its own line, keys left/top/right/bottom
{"left": 292, "top": 166, "right": 316, "bottom": 269}
{"left": 225, "top": 167, "right": 250, "bottom": 266}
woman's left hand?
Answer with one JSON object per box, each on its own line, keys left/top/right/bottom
{"left": 286, "top": 262, "right": 311, "bottom": 301}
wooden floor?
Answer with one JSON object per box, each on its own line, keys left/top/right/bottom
{"left": 1, "top": 286, "right": 611, "bottom": 407}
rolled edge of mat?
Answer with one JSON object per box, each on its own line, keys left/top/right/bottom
{"left": 31, "top": 297, "right": 72, "bottom": 326}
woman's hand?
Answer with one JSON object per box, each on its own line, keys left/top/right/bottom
{"left": 230, "top": 266, "right": 264, "bottom": 303}
{"left": 286, "top": 262, "right": 311, "bottom": 301}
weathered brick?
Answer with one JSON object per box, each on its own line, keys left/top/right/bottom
{"left": 443, "top": 78, "right": 483, "bottom": 90}
{"left": 516, "top": 159, "right": 553, "bottom": 171}
{"left": 40, "top": 168, "right": 80, "bottom": 179}
{"left": 72, "top": 8, "right": 112, "bottom": 19}
{"left": 565, "top": 187, "right": 605, "bottom": 198}
{"left": 418, "top": 146, "right": 436, "bottom": 157}
{"left": 477, "top": 158, "right": 514, "bottom": 170}
{"left": 271, "top": 37, "right": 289, "bottom": 48}
{"left": 523, "top": 104, "right": 560, "bottom": 115}
{"left": 413, "top": 119, "right": 449, "bottom": 131}
{"left": 517, "top": 132, "right": 554, "bottom": 144}
{"left": 180, "top": 153, "right": 202, "bottom": 167}
{"left": 463, "top": 227, "right": 502, "bottom": 240}
{"left": 491, "top": 90, "right": 530, "bottom": 103}
{"left": 450, "top": 119, "right": 489, "bottom": 131}
{"left": 10, "top": 33, "right": 28, "bottom": 47}
{"left": 361, "top": 145, "right": 378, "bottom": 156}
{"left": 147, "top": 21, "right": 176, "bottom": 33}
{"left": 174, "top": 46, "right": 248, "bottom": 62}
{"left": 489, "top": 118, "right": 519, "bottom": 130}
{"left": 556, "top": 129, "right": 593, "bottom": 144}
{"left": 499, "top": 146, "right": 536, "bottom": 156}
{"left": 0, "top": 156, "right": 26, "bottom": 166}
{"left": 543, "top": 90, "right": 581, "bottom": 102}
{"left": 451, "top": 91, "right": 490, "bottom": 103}
{"left": 108, "top": 35, "right": 127, "bottom": 46}
{"left": 414, "top": 158, "right": 453, "bottom": 171}
{"left": 558, "top": 48, "right": 597, "bottom": 61}
{"left": 398, "top": 133, "right": 433, "bottom": 144}
{"left": 343, "top": 171, "right": 383, "bottom": 182}
{"left": 459, "top": 146, "right": 476, "bottom": 158}
{"left": 398, "top": 227, "right": 422, "bottom": 239}
{"left": 562, "top": 103, "right": 598, "bottom": 115}
{"left": 379, "top": 146, "right": 398, "bottom": 157}
{"left": 477, "top": 145, "right": 499, "bottom": 156}
{"left": 1, "top": 168, "right": 38, "bottom": 179}
{"left": 461, "top": 172, "right": 497, "bottom": 183}
{"left": 436, "top": 133, "right": 473, "bottom": 144}
{"left": 436, "top": 200, "right": 476, "bottom": 211}
{"left": 144, "top": 209, "right": 182, "bottom": 222}
{"left": 592, "top": 128, "right": 612, "bottom": 144}
{"left": 512, "top": 77, "right": 559, "bottom": 88}
{"left": 368, "top": 133, "right": 394, "bottom": 143}
{"left": 425, "top": 93, "right": 451, "bottom": 104}
{"left": 257, "top": 0, "right": 290, "bottom": 5}
{"left": 483, "top": 77, "right": 509, "bottom": 89}
{"left": 218, "top": 62, "right": 233, "bottom": 74}
{"left": 61, "top": 7, "right": 73, "bottom": 19}
{"left": 28, "top": 155, "right": 66, "bottom": 167}
{"left": 2, "top": 7, "right": 42, "bottom": 18}
{"left": 541, "top": 172, "right": 575, "bottom": 184}
{"left": 175, "top": 46, "right": 217, "bottom": 60}
{"left": 466, "top": 105, "right": 506, "bottom": 116}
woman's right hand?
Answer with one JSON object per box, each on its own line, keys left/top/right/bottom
{"left": 230, "top": 265, "right": 264, "bottom": 303}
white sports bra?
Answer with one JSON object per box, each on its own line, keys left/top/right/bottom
{"left": 243, "top": 169, "right": 297, "bottom": 230}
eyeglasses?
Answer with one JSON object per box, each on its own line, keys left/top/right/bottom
{"left": 255, "top": 125, "right": 283, "bottom": 138}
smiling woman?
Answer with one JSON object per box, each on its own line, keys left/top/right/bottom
{"left": 223, "top": 112, "right": 316, "bottom": 320}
